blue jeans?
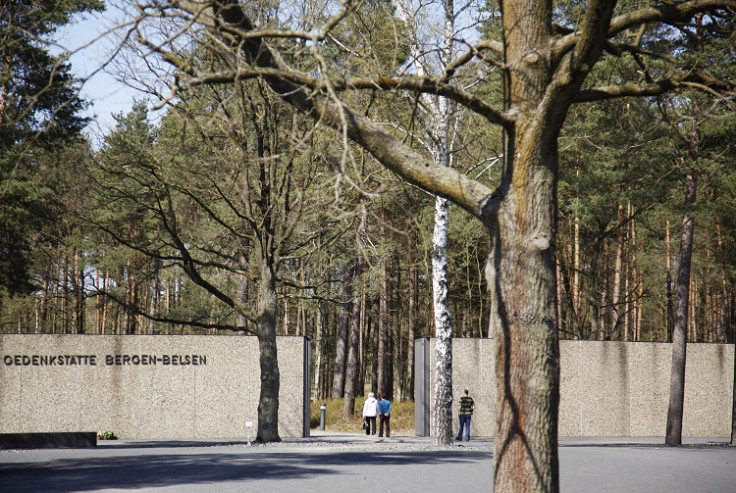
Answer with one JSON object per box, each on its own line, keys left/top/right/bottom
{"left": 457, "top": 414, "right": 471, "bottom": 441}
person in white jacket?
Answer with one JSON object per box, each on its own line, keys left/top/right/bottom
{"left": 362, "top": 392, "right": 379, "bottom": 435}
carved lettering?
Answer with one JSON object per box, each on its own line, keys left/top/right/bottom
{"left": 2, "top": 354, "right": 206, "bottom": 367}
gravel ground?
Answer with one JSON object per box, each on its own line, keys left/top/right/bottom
{"left": 2, "top": 433, "right": 735, "bottom": 492}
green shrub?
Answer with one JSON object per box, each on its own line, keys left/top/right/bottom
{"left": 97, "top": 430, "right": 118, "bottom": 440}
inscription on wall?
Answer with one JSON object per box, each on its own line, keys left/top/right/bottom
{"left": 2, "top": 354, "right": 208, "bottom": 367}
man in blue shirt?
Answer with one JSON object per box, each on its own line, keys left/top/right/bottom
{"left": 377, "top": 392, "right": 392, "bottom": 438}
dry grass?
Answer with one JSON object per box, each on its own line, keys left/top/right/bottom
{"left": 310, "top": 397, "right": 415, "bottom": 433}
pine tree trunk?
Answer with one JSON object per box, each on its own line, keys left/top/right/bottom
{"left": 406, "top": 253, "right": 416, "bottom": 400}
{"left": 359, "top": 274, "right": 366, "bottom": 394}
{"left": 599, "top": 241, "right": 609, "bottom": 340}
{"left": 573, "top": 184, "right": 581, "bottom": 317}
{"left": 612, "top": 203, "right": 625, "bottom": 339}
{"left": 62, "top": 255, "right": 69, "bottom": 334}
{"left": 331, "top": 264, "right": 351, "bottom": 398}
{"left": 40, "top": 262, "right": 49, "bottom": 332}
{"left": 716, "top": 221, "right": 732, "bottom": 343}
{"left": 343, "top": 261, "right": 362, "bottom": 420}
{"left": 666, "top": 172, "right": 697, "bottom": 446}
{"left": 631, "top": 210, "right": 640, "bottom": 341}
{"left": 394, "top": 269, "right": 403, "bottom": 401}
{"left": 377, "top": 255, "right": 390, "bottom": 397}
{"left": 556, "top": 259, "right": 564, "bottom": 337}
{"left": 666, "top": 220, "right": 674, "bottom": 340}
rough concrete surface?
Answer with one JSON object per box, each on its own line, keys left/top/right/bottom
{"left": 0, "top": 335, "right": 310, "bottom": 439}
{"left": 1, "top": 432, "right": 734, "bottom": 492}
{"left": 440, "top": 339, "right": 734, "bottom": 438}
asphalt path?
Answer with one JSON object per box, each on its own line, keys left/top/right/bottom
{"left": 1, "top": 433, "right": 735, "bottom": 492}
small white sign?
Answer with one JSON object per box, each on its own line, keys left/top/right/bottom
{"left": 245, "top": 419, "right": 254, "bottom": 428}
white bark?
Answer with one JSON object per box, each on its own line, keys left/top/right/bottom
{"left": 396, "top": 0, "right": 457, "bottom": 446}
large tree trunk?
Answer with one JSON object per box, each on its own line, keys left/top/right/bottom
{"left": 256, "top": 259, "right": 280, "bottom": 442}
{"left": 666, "top": 172, "right": 697, "bottom": 446}
{"left": 488, "top": 1, "right": 570, "bottom": 488}
{"left": 487, "top": 138, "right": 560, "bottom": 491}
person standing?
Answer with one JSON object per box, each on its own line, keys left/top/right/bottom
{"left": 377, "top": 392, "right": 392, "bottom": 438}
{"left": 456, "top": 389, "right": 475, "bottom": 441}
{"left": 362, "top": 392, "right": 379, "bottom": 435}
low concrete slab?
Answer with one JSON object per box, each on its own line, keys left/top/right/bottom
{"left": 0, "top": 432, "right": 97, "bottom": 449}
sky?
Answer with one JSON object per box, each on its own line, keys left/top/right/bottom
{"left": 55, "top": 7, "right": 143, "bottom": 139}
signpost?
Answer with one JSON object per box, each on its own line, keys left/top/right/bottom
{"left": 245, "top": 419, "right": 254, "bottom": 445}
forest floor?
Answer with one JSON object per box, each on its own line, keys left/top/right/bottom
{"left": 310, "top": 397, "right": 416, "bottom": 433}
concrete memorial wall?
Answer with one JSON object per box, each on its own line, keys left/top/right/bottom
{"left": 419, "top": 338, "right": 734, "bottom": 437}
{"left": 0, "top": 335, "right": 310, "bottom": 439}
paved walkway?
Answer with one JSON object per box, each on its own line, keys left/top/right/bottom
{"left": 2, "top": 432, "right": 735, "bottom": 492}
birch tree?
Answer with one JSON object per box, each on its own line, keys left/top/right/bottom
{"left": 395, "top": 0, "right": 462, "bottom": 446}
{"left": 121, "top": 0, "right": 736, "bottom": 490}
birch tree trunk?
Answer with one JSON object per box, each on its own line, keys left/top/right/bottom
{"left": 313, "top": 301, "right": 323, "bottom": 401}
{"left": 432, "top": 194, "right": 454, "bottom": 445}
{"left": 395, "top": 0, "right": 456, "bottom": 446}
{"left": 430, "top": 69, "right": 455, "bottom": 448}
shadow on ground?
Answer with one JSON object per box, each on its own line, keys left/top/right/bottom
{"left": 0, "top": 446, "right": 490, "bottom": 493}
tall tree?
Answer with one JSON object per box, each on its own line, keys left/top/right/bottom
{"left": 396, "top": 0, "right": 457, "bottom": 446}
{"left": 92, "top": 68, "right": 343, "bottom": 441}
{"left": 0, "top": 0, "right": 102, "bottom": 295}
{"left": 662, "top": 8, "right": 734, "bottom": 443}
{"left": 666, "top": 170, "right": 697, "bottom": 445}
{"left": 125, "top": 1, "right": 736, "bottom": 490}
